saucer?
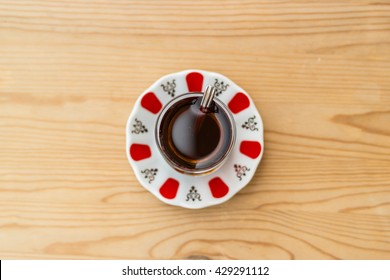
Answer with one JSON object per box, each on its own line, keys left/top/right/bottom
{"left": 126, "top": 70, "right": 264, "bottom": 209}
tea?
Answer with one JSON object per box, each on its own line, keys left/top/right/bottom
{"left": 157, "top": 95, "right": 233, "bottom": 173}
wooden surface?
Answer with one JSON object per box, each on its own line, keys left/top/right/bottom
{"left": 1, "top": 0, "right": 390, "bottom": 260}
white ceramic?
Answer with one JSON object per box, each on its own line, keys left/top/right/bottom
{"left": 126, "top": 70, "right": 264, "bottom": 209}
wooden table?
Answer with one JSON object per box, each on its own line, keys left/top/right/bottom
{"left": 1, "top": 0, "right": 389, "bottom": 260}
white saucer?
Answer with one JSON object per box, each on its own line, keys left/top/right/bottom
{"left": 126, "top": 70, "right": 264, "bottom": 209}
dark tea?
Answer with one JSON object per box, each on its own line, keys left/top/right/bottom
{"left": 157, "top": 93, "right": 234, "bottom": 174}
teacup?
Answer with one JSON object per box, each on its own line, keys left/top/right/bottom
{"left": 156, "top": 87, "right": 236, "bottom": 175}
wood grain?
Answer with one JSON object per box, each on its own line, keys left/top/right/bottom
{"left": 0, "top": 0, "right": 389, "bottom": 259}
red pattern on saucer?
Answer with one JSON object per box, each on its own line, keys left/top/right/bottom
{"left": 209, "top": 177, "right": 229, "bottom": 198}
{"left": 228, "top": 92, "right": 250, "bottom": 114}
{"left": 130, "top": 144, "right": 151, "bottom": 161}
{"left": 240, "top": 141, "right": 262, "bottom": 159}
{"left": 141, "top": 92, "right": 162, "bottom": 114}
{"left": 186, "top": 72, "right": 204, "bottom": 92}
{"left": 160, "top": 178, "right": 180, "bottom": 199}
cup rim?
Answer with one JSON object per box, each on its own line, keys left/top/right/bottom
{"left": 155, "top": 92, "right": 236, "bottom": 175}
